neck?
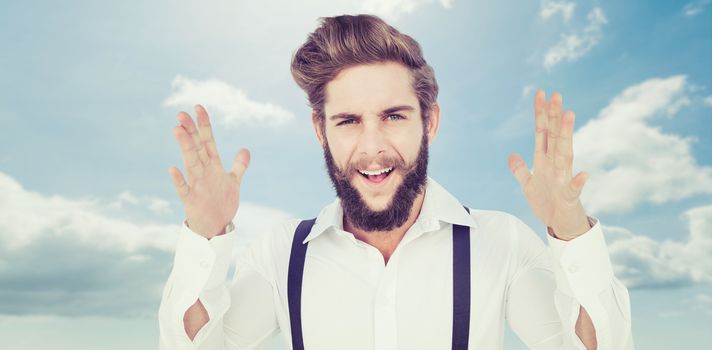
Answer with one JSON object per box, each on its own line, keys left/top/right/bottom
{"left": 343, "top": 191, "right": 426, "bottom": 265}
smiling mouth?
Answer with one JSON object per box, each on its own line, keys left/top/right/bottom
{"left": 357, "top": 167, "right": 394, "bottom": 184}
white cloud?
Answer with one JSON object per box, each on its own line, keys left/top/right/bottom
{"left": 683, "top": 0, "right": 710, "bottom": 16}
{"left": 543, "top": 7, "right": 607, "bottom": 70}
{"left": 605, "top": 204, "right": 712, "bottom": 289}
{"left": 0, "top": 171, "right": 293, "bottom": 253}
{"left": 0, "top": 171, "right": 294, "bottom": 317}
{"left": 0, "top": 172, "right": 177, "bottom": 252}
{"left": 540, "top": 0, "right": 576, "bottom": 22}
{"left": 163, "top": 75, "right": 295, "bottom": 128}
{"left": 361, "top": 0, "right": 452, "bottom": 21}
{"left": 108, "top": 191, "right": 173, "bottom": 216}
{"left": 574, "top": 75, "right": 712, "bottom": 214}
{"left": 704, "top": 95, "right": 712, "bottom": 106}
{"left": 164, "top": 0, "right": 446, "bottom": 59}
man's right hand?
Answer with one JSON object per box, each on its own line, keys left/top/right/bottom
{"left": 168, "top": 104, "right": 250, "bottom": 239}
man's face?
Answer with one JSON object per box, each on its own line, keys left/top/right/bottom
{"left": 316, "top": 62, "right": 438, "bottom": 232}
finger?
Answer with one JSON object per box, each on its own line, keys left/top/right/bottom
{"left": 508, "top": 153, "right": 531, "bottom": 189}
{"left": 177, "top": 111, "right": 210, "bottom": 166}
{"left": 195, "top": 104, "right": 222, "bottom": 166}
{"left": 568, "top": 171, "right": 588, "bottom": 198}
{"left": 547, "top": 93, "right": 563, "bottom": 161}
{"left": 173, "top": 125, "right": 204, "bottom": 181}
{"left": 554, "top": 110, "right": 575, "bottom": 178}
{"left": 168, "top": 166, "right": 190, "bottom": 200}
{"left": 533, "top": 90, "right": 549, "bottom": 170}
{"left": 229, "top": 148, "right": 251, "bottom": 185}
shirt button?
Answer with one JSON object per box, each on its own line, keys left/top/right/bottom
{"left": 568, "top": 264, "right": 580, "bottom": 273}
{"left": 200, "top": 260, "right": 210, "bottom": 269}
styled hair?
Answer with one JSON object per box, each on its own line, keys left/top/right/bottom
{"left": 290, "top": 14, "right": 439, "bottom": 126}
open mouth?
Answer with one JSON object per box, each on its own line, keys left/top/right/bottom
{"left": 357, "top": 167, "right": 394, "bottom": 184}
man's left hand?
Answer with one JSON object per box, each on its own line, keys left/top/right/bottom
{"left": 508, "top": 90, "right": 591, "bottom": 241}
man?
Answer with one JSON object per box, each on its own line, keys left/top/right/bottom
{"left": 159, "top": 15, "right": 633, "bottom": 349}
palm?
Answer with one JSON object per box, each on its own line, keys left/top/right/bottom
{"left": 169, "top": 105, "right": 250, "bottom": 238}
{"left": 508, "top": 91, "right": 589, "bottom": 239}
{"left": 183, "top": 159, "right": 239, "bottom": 232}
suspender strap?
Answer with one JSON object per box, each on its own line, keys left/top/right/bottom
{"left": 452, "top": 206, "right": 471, "bottom": 350}
{"left": 288, "top": 207, "right": 472, "bottom": 350}
{"left": 287, "top": 218, "right": 316, "bottom": 350}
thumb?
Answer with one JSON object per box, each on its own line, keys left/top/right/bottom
{"left": 569, "top": 171, "right": 588, "bottom": 196}
{"left": 230, "top": 148, "right": 251, "bottom": 184}
{"left": 508, "top": 153, "right": 531, "bottom": 188}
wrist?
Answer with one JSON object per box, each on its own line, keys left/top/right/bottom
{"left": 212, "top": 222, "right": 231, "bottom": 238}
{"left": 549, "top": 216, "right": 593, "bottom": 241}
{"left": 186, "top": 220, "right": 231, "bottom": 239}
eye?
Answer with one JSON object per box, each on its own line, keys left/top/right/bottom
{"left": 336, "top": 118, "right": 357, "bottom": 126}
{"left": 386, "top": 114, "right": 405, "bottom": 121}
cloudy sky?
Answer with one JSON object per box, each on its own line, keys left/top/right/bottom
{"left": 1, "top": 0, "right": 710, "bottom": 349}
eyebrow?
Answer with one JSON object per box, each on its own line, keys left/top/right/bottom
{"left": 328, "top": 105, "right": 416, "bottom": 121}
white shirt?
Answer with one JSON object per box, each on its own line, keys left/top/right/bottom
{"left": 159, "top": 177, "right": 634, "bottom": 349}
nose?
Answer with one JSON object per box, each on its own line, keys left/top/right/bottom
{"left": 356, "top": 119, "right": 387, "bottom": 158}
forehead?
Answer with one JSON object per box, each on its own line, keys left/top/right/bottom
{"left": 324, "top": 61, "right": 419, "bottom": 115}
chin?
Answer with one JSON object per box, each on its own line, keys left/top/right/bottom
{"left": 362, "top": 197, "right": 392, "bottom": 212}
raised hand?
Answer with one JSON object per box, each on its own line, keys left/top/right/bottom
{"left": 507, "top": 91, "right": 591, "bottom": 240}
{"left": 169, "top": 104, "right": 250, "bottom": 239}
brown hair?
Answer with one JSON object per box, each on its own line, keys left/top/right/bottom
{"left": 290, "top": 14, "right": 439, "bottom": 126}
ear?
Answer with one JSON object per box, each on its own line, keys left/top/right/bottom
{"left": 312, "top": 110, "right": 326, "bottom": 147}
{"left": 425, "top": 102, "right": 441, "bottom": 145}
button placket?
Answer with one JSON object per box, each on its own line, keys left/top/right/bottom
{"left": 374, "top": 254, "right": 399, "bottom": 350}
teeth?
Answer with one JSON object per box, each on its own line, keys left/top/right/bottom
{"left": 358, "top": 167, "right": 393, "bottom": 176}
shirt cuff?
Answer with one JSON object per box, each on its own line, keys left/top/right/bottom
{"left": 170, "top": 220, "right": 236, "bottom": 313}
{"left": 547, "top": 217, "right": 614, "bottom": 300}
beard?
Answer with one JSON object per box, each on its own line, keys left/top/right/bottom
{"left": 323, "top": 132, "right": 429, "bottom": 232}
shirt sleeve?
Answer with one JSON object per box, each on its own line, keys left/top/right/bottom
{"left": 157, "top": 220, "right": 280, "bottom": 350}
{"left": 505, "top": 216, "right": 634, "bottom": 349}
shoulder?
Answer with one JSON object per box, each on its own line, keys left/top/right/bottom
{"left": 465, "top": 209, "right": 550, "bottom": 280}
{"left": 466, "top": 209, "right": 531, "bottom": 234}
{"left": 261, "top": 218, "right": 305, "bottom": 261}
{"left": 465, "top": 208, "right": 545, "bottom": 252}
{"left": 467, "top": 208, "right": 520, "bottom": 226}
{"left": 234, "top": 217, "right": 303, "bottom": 279}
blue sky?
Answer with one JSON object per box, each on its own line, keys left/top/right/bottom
{"left": 1, "top": 0, "right": 710, "bottom": 349}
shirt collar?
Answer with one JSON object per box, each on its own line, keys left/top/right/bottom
{"left": 303, "top": 176, "right": 477, "bottom": 244}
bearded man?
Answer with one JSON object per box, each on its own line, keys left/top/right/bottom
{"left": 159, "top": 14, "right": 634, "bottom": 350}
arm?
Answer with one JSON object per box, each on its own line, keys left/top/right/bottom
{"left": 505, "top": 217, "right": 634, "bottom": 349}
{"left": 550, "top": 221, "right": 597, "bottom": 349}
{"left": 158, "top": 220, "right": 280, "bottom": 349}
{"left": 576, "top": 306, "right": 596, "bottom": 349}
{"left": 549, "top": 222, "right": 596, "bottom": 349}
{"left": 158, "top": 221, "right": 235, "bottom": 349}
{"left": 159, "top": 104, "right": 269, "bottom": 348}
{"left": 182, "top": 224, "right": 233, "bottom": 341}
{"left": 547, "top": 219, "right": 634, "bottom": 349}
{"left": 184, "top": 300, "right": 209, "bottom": 341}
{"left": 507, "top": 90, "right": 633, "bottom": 348}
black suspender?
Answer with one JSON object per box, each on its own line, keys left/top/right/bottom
{"left": 287, "top": 208, "right": 472, "bottom": 350}
{"left": 452, "top": 206, "right": 471, "bottom": 350}
{"left": 287, "top": 218, "right": 315, "bottom": 350}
